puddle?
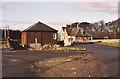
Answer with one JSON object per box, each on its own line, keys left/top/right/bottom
{"left": 2, "top": 50, "right": 16, "bottom": 53}
{"left": 10, "top": 59, "right": 19, "bottom": 62}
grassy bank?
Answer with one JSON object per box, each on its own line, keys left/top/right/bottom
{"left": 96, "top": 42, "right": 120, "bottom": 47}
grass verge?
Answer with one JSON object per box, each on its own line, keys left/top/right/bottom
{"left": 95, "top": 42, "right": 120, "bottom": 47}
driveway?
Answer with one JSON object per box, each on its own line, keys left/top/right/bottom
{"left": 73, "top": 43, "right": 119, "bottom": 77}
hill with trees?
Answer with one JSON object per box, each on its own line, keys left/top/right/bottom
{"left": 68, "top": 19, "right": 120, "bottom": 39}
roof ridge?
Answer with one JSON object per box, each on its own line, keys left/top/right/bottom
{"left": 38, "top": 21, "right": 57, "bottom": 31}
{"left": 24, "top": 22, "right": 37, "bottom": 31}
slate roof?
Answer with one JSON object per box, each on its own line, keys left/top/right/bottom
{"left": 75, "top": 28, "right": 92, "bottom": 37}
{"left": 23, "top": 21, "right": 57, "bottom": 32}
{"left": 62, "top": 27, "right": 72, "bottom": 36}
{"left": 66, "top": 27, "right": 72, "bottom": 36}
{"left": 70, "top": 28, "right": 79, "bottom": 36}
{"left": 76, "top": 31, "right": 92, "bottom": 37}
{"left": 62, "top": 26, "right": 92, "bottom": 37}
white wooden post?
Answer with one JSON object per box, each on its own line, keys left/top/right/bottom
{"left": 4, "top": 29, "right": 6, "bottom": 39}
{"left": 35, "top": 38, "right": 37, "bottom": 49}
{"left": 90, "top": 37, "right": 93, "bottom": 40}
{"left": 7, "top": 26, "right": 9, "bottom": 38}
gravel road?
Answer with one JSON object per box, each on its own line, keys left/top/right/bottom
{"left": 2, "top": 50, "right": 105, "bottom": 77}
{"left": 73, "top": 43, "right": 119, "bottom": 77}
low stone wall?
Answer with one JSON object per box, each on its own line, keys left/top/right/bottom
{"left": 90, "top": 39, "right": 119, "bottom": 43}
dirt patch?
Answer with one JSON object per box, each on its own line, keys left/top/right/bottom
{"left": 2, "top": 50, "right": 108, "bottom": 77}
{"left": 30, "top": 53, "right": 107, "bottom": 77}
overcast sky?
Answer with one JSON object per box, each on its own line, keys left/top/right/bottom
{"left": 0, "top": 0, "right": 119, "bottom": 31}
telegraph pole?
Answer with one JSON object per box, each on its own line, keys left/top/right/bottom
{"left": 4, "top": 27, "right": 6, "bottom": 40}
{"left": 7, "top": 26, "right": 9, "bottom": 39}
{"left": 4, "top": 25, "right": 10, "bottom": 49}
{"left": 5, "top": 25, "right": 10, "bottom": 39}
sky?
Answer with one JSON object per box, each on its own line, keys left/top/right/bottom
{"left": 0, "top": 0, "right": 119, "bottom": 31}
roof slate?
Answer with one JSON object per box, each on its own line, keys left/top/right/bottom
{"left": 62, "top": 26, "right": 92, "bottom": 37}
{"left": 66, "top": 27, "right": 72, "bottom": 36}
{"left": 23, "top": 21, "right": 57, "bottom": 32}
{"left": 76, "top": 30, "right": 92, "bottom": 37}
{"left": 70, "top": 28, "right": 79, "bottom": 36}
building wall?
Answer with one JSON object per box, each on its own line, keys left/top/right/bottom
{"left": 22, "top": 31, "right": 57, "bottom": 47}
{"left": 75, "top": 37, "right": 91, "bottom": 42}
{"left": 40, "top": 32, "right": 57, "bottom": 45}
{"left": 64, "top": 36, "right": 75, "bottom": 46}
{"left": 60, "top": 29, "right": 68, "bottom": 41}
{"left": 27, "top": 32, "right": 42, "bottom": 45}
{"left": 21, "top": 32, "right": 27, "bottom": 45}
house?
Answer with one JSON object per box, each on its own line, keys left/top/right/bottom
{"left": 60, "top": 23, "right": 92, "bottom": 46}
{"left": 21, "top": 21, "right": 58, "bottom": 48}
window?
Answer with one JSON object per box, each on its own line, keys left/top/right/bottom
{"left": 53, "top": 33, "right": 57, "bottom": 40}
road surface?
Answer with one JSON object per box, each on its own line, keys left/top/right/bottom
{"left": 2, "top": 51, "right": 88, "bottom": 77}
{"left": 73, "top": 43, "right": 119, "bottom": 77}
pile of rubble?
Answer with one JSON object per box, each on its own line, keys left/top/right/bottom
{"left": 28, "top": 44, "right": 59, "bottom": 51}
{"left": 29, "top": 44, "right": 86, "bottom": 51}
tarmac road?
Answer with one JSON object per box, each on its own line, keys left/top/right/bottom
{"left": 73, "top": 43, "right": 119, "bottom": 77}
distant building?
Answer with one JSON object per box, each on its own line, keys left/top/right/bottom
{"left": 21, "top": 21, "right": 58, "bottom": 48}
{"left": 60, "top": 23, "right": 92, "bottom": 46}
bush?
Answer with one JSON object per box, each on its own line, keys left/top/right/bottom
{"left": 96, "top": 41, "right": 102, "bottom": 43}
